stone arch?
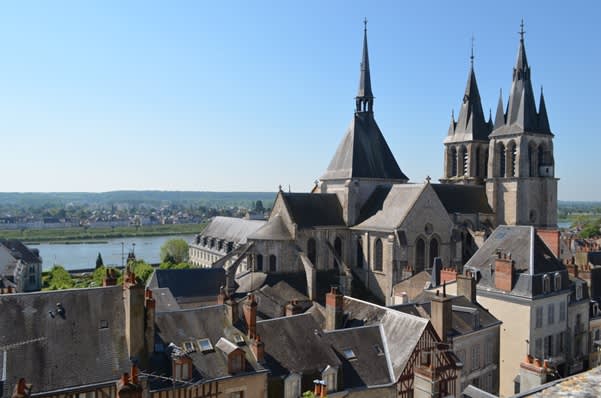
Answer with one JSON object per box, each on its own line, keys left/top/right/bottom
{"left": 415, "top": 236, "right": 426, "bottom": 272}
{"left": 333, "top": 236, "right": 343, "bottom": 268}
{"left": 356, "top": 238, "right": 364, "bottom": 269}
{"left": 450, "top": 146, "right": 458, "bottom": 177}
{"left": 506, "top": 140, "right": 517, "bottom": 177}
{"left": 374, "top": 238, "right": 383, "bottom": 272}
{"left": 307, "top": 238, "right": 317, "bottom": 266}
{"left": 428, "top": 236, "right": 440, "bottom": 269}
{"left": 497, "top": 142, "right": 506, "bottom": 177}
{"left": 528, "top": 141, "right": 538, "bottom": 177}
{"left": 459, "top": 145, "right": 468, "bottom": 176}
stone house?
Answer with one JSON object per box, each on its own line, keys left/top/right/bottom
{"left": 0, "top": 239, "right": 42, "bottom": 293}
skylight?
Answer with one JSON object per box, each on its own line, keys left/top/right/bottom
{"left": 198, "top": 338, "right": 213, "bottom": 352}
{"left": 342, "top": 348, "right": 356, "bottom": 360}
{"left": 183, "top": 341, "right": 196, "bottom": 353}
{"left": 233, "top": 334, "right": 245, "bottom": 345}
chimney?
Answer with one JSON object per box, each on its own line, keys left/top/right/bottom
{"left": 12, "top": 379, "right": 31, "bottom": 398}
{"left": 440, "top": 267, "right": 457, "bottom": 285}
{"left": 243, "top": 294, "right": 258, "bottom": 339}
{"left": 494, "top": 252, "right": 514, "bottom": 292}
{"left": 123, "top": 268, "right": 145, "bottom": 364}
{"left": 431, "top": 258, "right": 442, "bottom": 287}
{"left": 457, "top": 271, "right": 477, "bottom": 303}
{"left": 325, "top": 286, "right": 344, "bottom": 331}
{"left": 117, "top": 369, "right": 143, "bottom": 398}
{"left": 430, "top": 283, "right": 452, "bottom": 342}
{"left": 224, "top": 295, "right": 238, "bottom": 326}
{"left": 519, "top": 355, "right": 555, "bottom": 393}
{"left": 103, "top": 268, "right": 117, "bottom": 287}
{"left": 536, "top": 229, "right": 561, "bottom": 258}
{"left": 285, "top": 300, "right": 302, "bottom": 316}
{"left": 251, "top": 334, "right": 265, "bottom": 364}
{"left": 144, "top": 288, "right": 156, "bottom": 355}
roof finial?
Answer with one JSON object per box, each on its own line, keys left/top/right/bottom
{"left": 519, "top": 18, "right": 526, "bottom": 42}
{"left": 470, "top": 34, "right": 475, "bottom": 68}
{"left": 363, "top": 17, "right": 368, "bottom": 32}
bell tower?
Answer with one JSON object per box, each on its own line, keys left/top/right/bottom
{"left": 486, "top": 21, "right": 557, "bottom": 227}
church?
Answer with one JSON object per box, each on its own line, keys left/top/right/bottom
{"left": 193, "top": 22, "right": 558, "bottom": 305}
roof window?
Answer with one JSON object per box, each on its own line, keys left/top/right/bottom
{"left": 342, "top": 348, "right": 356, "bottom": 360}
{"left": 197, "top": 338, "right": 213, "bottom": 352}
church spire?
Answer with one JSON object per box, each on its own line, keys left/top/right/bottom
{"left": 494, "top": 88, "right": 505, "bottom": 129}
{"left": 356, "top": 18, "right": 374, "bottom": 113}
{"left": 538, "top": 86, "right": 551, "bottom": 132}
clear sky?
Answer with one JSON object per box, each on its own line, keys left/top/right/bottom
{"left": 0, "top": 1, "right": 598, "bottom": 200}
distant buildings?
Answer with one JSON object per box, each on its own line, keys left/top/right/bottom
{"left": 0, "top": 239, "right": 42, "bottom": 292}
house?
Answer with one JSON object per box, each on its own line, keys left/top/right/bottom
{"left": 0, "top": 239, "right": 42, "bottom": 292}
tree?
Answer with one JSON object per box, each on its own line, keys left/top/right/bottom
{"left": 96, "top": 252, "right": 104, "bottom": 269}
{"left": 45, "top": 265, "right": 74, "bottom": 290}
{"left": 91, "top": 266, "right": 121, "bottom": 286}
{"left": 129, "top": 260, "right": 155, "bottom": 283}
{"left": 160, "top": 238, "right": 189, "bottom": 264}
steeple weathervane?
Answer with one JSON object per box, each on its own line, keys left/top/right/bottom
{"left": 519, "top": 18, "right": 526, "bottom": 42}
{"left": 356, "top": 18, "right": 374, "bottom": 114}
{"left": 470, "top": 34, "right": 475, "bottom": 68}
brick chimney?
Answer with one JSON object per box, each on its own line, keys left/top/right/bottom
{"left": 494, "top": 252, "right": 514, "bottom": 292}
{"left": 325, "top": 286, "right": 344, "bottom": 331}
{"left": 12, "top": 379, "right": 32, "bottom": 398}
{"left": 116, "top": 368, "right": 143, "bottom": 398}
{"left": 440, "top": 267, "right": 457, "bottom": 285}
{"left": 243, "top": 294, "right": 258, "bottom": 339}
{"left": 251, "top": 334, "right": 265, "bottom": 364}
{"left": 537, "top": 229, "right": 561, "bottom": 258}
{"left": 103, "top": 268, "right": 117, "bottom": 287}
{"left": 519, "top": 355, "right": 555, "bottom": 393}
{"left": 430, "top": 283, "right": 452, "bottom": 342}
{"left": 144, "top": 288, "right": 156, "bottom": 355}
{"left": 123, "top": 267, "right": 145, "bottom": 364}
{"left": 285, "top": 300, "right": 302, "bottom": 316}
{"left": 566, "top": 263, "right": 579, "bottom": 278}
{"left": 457, "top": 271, "right": 477, "bottom": 303}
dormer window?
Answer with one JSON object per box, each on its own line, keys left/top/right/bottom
{"left": 554, "top": 273, "right": 562, "bottom": 291}
{"left": 373, "top": 344, "right": 384, "bottom": 356}
{"left": 183, "top": 341, "right": 196, "bottom": 353}
{"left": 543, "top": 274, "right": 551, "bottom": 294}
{"left": 233, "top": 334, "right": 245, "bottom": 345}
{"left": 342, "top": 348, "right": 356, "bottom": 360}
{"left": 197, "top": 338, "right": 213, "bottom": 352}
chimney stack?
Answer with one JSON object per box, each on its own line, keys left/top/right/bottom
{"left": 494, "top": 252, "right": 515, "bottom": 292}
{"left": 457, "top": 270, "right": 477, "bottom": 303}
{"left": 116, "top": 369, "right": 143, "bottom": 398}
{"left": 243, "top": 294, "right": 258, "bottom": 339}
{"left": 144, "top": 288, "right": 156, "bottom": 356}
{"left": 285, "top": 300, "right": 302, "bottom": 316}
{"left": 325, "top": 286, "right": 344, "bottom": 331}
{"left": 430, "top": 283, "right": 453, "bottom": 342}
{"left": 103, "top": 268, "right": 117, "bottom": 287}
{"left": 12, "top": 379, "right": 31, "bottom": 398}
{"left": 251, "top": 334, "right": 265, "bottom": 364}
{"left": 123, "top": 268, "right": 145, "bottom": 364}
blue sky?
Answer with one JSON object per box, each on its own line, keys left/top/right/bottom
{"left": 0, "top": 1, "right": 598, "bottom": 200}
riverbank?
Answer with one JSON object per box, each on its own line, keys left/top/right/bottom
{"left": 0, "top": 223, "right": 205, "bottom": 243}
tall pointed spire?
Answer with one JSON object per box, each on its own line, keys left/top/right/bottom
{"left": 356, "top": 18, "right": 374, "bottom": 113}
{"left": 494, "top": 89, "right": 505, "bottom": 129}
{"left": 445, "top": 38, "right": 489, "bottom": 142}
{"left": 538, "top": 86, "right": 551, "bottom": 132}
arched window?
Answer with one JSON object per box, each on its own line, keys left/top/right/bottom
{"left": 334, "top": 237, "right": 342, "bottom": 268}
{"left": 543, "top": 274, "right": 551, "bottom": 294}
{"left": 498, "top": 143, "right": 506, "bottom": 177}
{"left": 474, "top": 146, "right": 480, "bottom": 177}
{"left": 374, "top": 239, "right": 383, "bottom": 272}
{"left": 528, "top": 143, "right": 537, "bottom": 177}
{"left": 451, "top": 147, "right": 458, "bottom": 177}
{"left": 507, "top": 141, "right": 517, "bottom": 177}
{"left": 459, "top": 145, "right": 468, "bottom": 176}
{"left": 554, "top": 273, "right": 562, "bottom": 291}
{"left": 429, "top": 239, "right": 439, "bottom": 269}
{"left": 356, "top": 239, "right": 364, "bottom": 269}
{"left": 307, "top": 238, "right": 317, "bottom": 266}
{"left": 415, "top": 237, "right": 426, "bottom": 272}
{"left": 256, "top": 254, "right": 263, "bottom": 272}
{"left": 269, "top": 255, "right": 277, "bottom": 272}
{"left": 538, "top": 145, "right": 545, "bottom": 168}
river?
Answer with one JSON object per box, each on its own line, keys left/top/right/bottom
{"left": 30, "top": 235, "right": 196, "bottom": 271}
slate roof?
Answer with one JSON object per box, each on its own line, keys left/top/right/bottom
{"left": 198, "top": 216, "right": 266, "bottom": 244}
{"left": 490, "top": 32, "right": 552, "bottom": 137}
{"left": 323, "top": 325, "right": 394, "bottom": 388}
{"left": 445, "top": 66, "right": 492, "bottom": 143}
{"left": 392, "top": 294, "right": 500, "bottom": 338}
{"left": 320, "top": 112, "right": 408, "bottom": 181}
{"left": 464, "top": 226, "right": 568, "bottom": 298}
{"left": 0, "top": 239, "right": 41, "bottom": 264}
{"left": 147, "top": 268, "right": 225, "bottom": 303}
{"left": 153, "top": 304, "right": 265, "bottom": 385}
{"left": 0, "top": 287, "right": 130, "bottom": 396}
{"left": 247, "top": 215, "right": 292, "bottom": 240}
{"left": 341, "top": 297, "right": 429, "bottom": 380}
{"left": 352, "top": 184, "right": 425, "bottom": 231}
{"left": 392, "top": 271, "right": 433, "bottom": 301}
{"left": 431, "top": 184, "right": 494, "bottom": 214}
{"left": 280, "top": 193, "right": 345, "bottom": 228}
{"left": 515, "top": 362, "right": 601, "bottom": 397}
{"left": 256, "top": 313, "right": 341, "bottom": 378}
{"left": 151, "top": 287, "right": 181, "bottom": 312}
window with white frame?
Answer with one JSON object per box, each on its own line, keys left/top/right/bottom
{"left": 543, "top": 275, "right": 551, "bottom": 293}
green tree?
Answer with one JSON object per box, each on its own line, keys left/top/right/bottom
{"left": 91, "top": 266, "right": 121, "bottom": 286}
{"left": 159, "top": 262, "right": 192, "bottom": 270}
{"left": 95, "top": 252, "right": 104, "bottom": 269}
{"left": 129, "top": 260, "right": 155, "bottom": 283}
{"left": 45, "top": 265, "right": 74, "bottom": 290}
{"left": 160, "top": 238, "right": 189, "bottom": 264}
